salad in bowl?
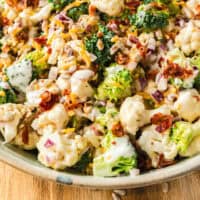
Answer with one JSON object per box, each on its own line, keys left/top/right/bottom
{"left": 0, "top": 0, "right": 200, "bottom": 178}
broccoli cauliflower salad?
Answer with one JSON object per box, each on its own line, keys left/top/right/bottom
{"left": 0, "top": 0, "right": 200, "bottom": 177}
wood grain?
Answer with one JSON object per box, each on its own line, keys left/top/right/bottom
{"left": 0, "top": 161, "right": 199, "bottom": 200}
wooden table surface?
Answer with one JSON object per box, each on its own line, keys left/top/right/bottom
{"left": 0, "top": 161, "right": 200, "bottom": 200}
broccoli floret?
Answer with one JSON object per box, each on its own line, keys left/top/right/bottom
{"left": 0, "top": 86, "right": 16, "bottom": 104}
{"left": 194, "top": 73, "right": 200, "bottom": 91}
{"left": 191, "top": 53, "right": 200, "bottom": 68}
{"left": 67, "top": 115, "right": 91, "bottom": 131}
{"left": 97, "top": 65, "right": 133, "bottom": 102}
{"left": 93, "top": 132, "right": 137, "bottom": 177}
{"left": 48, "top": 0, "right": 74, "bottom": 10}
{"left": 85, "top": 24, "right": 114, "bottom": 67}
{"left": 96, "top": 104, "right": 119, "bottom": 130}
{"left": 170, "top": 120, "right": 200, "bottom": 154}
{"left": 71, "top": 151, "right": 92, "bottom": 173}
{"left": 131, "top": 7, "right": 169, "bottom": 31}
{"left": 26, "top": 50, "right": 48, "bottom": 79}
{"left": 67, "top": 3, "right": 88, "bottom": 21}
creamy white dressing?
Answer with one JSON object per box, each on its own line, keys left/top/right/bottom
{"left": 103, "top": 135, "right": 135, "bottom": 163}
{"left": 7, "top": 59, "right": 32, "bottom": 93}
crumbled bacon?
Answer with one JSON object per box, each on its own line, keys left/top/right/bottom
{"left": 21, "top": 125, "right": 29, "bottom": 144}
{"left": 193, "top": 95, "right": 200, "bottom": 102}
{"left": 6, "top": 0, "right": 39, "bottom": 10}
{"left": 157, "top": 154, "right": 176, "bottom": 168}
{"left": 115, "top": 52, "right": 129, "bottom": 65}
{"left": 129, "top": 35, "right": 147, "bottom": 57}
{"left": 147, "top": 69, "right": 159, "bottom": 80}
{"left": 16, "top": 27, "right": 29, "bottom": 42}
{"left": 125, "top": 0, "right": 141, "bottom": 12}
{"left": 163, "top": 61, "right": 193, "bottom": 79}
{"left": 151, "top": 113, "right": 173, "bottom": 133}
{"left": 34, "top": 36, "right": 47, "bottom": 46}
{"left": 39, "top": 91, "right": 59, "bottom": 111}
{"left": 111, "top": 122, "right": 125, "bottom": 137}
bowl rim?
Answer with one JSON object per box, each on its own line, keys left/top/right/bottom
{"left": 0, "top": 141, "right": 200, "bottom": 189}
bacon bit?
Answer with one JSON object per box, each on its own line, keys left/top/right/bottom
{"left": 157, "top": 154, "right": 176, "bottom": 168}
{"left": 163, "top": 61, "right": 193, "bottom": 79}
{"left": 34, "top": 36, "right": 47, "bottom": 46}
{"left": 151, "top": 113, "right": 173, "bottom": 133}
{"left": 111, "top": 122, "right": 125, "bottom": 137}
{"left": 125, "top": 0, "right": 140, "bottom": 12}
{"left": 193, "top": 95, "right": 200, "bottom": 102}
{"left": 21, "top": 125, "right": 29, "bottom": 144}
{"left": 112, "top": 141, "right": 117, "bottom": 145}
{"left": 16, "top": 27, "right": 29, "bottom": 42}
{"left": 39, "top": 91, "right": 59, "bottom": 111}
{"left": 1, "top": 17, "right": 10, "bottom": 26}
{"left": 129, "top": 35, "right": 147, "bottom": 57}
{"left": 89, "top": 5, "right": 96, "bottom": 16}
{"left": 47, "top": 47, "right": 52, "bottom": 54}
{"left": 97, "top": 31, "right": 103, "bottom": 38}
{"left": 158, "top": 57, "right": 165, "bottom": 68}
{"left": 147, "top": 69, "right": 159, "bottom": 80}
{"left": 6, "top": 0, "right": 39, "bottom": 10}
{"left": 152, "top": 90, "right": 164, "bottom": 103}
{"left": 115, "top": 52, "right": 129, "bottom": 65}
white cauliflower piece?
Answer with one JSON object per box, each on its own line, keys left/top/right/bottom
{"left": 26, "top": 79, "right": 60, "bottom": 106}
{"left": 30, "top": 4, "right": 53, "bottom": 23}
{"left": 182, "top": 0, "right": 200, "bottom": 19}
{"left": 0, "top": 104, "right": 39, "bottom": 149}
{"left": 37, "top": 132, "right": 88, "bottom": 169}
{"left": 56, "top": 74, "right": 71, "bottom": 92}
{"left": 32, "top": 104, "right": 68, "bottom": 135}
{"left": 70, "top": 69, "right": 94, "bottom": 100}
{"left": 90, "top": 0, "right": 124, "bottom": 16}
{"left": 175, "top": 20, "right": 200, "bottom": 55}
{"left": 138, "top": 126, "right": 178, "bottom": 167}
{"left": 174, "top": 89, "right": 200, "bottom": 122}
{"left": 120, "top": 95, "right": 150, "bottom": 135}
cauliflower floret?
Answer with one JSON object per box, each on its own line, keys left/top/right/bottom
{"left": 26, "top": 79, "right": 60, "bottom": 106}
{"left": 120, "top": 95, "right": 150, "bottom": 135}
{"left": 90, "top": 0, "right": 124, "bottom": 16}
{"left": 182, "top": 0, "right": 200, "bottom": 19}
{"left": 30, "top": 4, "right": 53, "bottom": 23}
{"left": 32, "top": 104, "right": 68, "bottom": 135}
{"left": 174, "top": 89, "right": 200, "bottom": 122}
{"left": 70, "top": 69, "right": 94, "bottom": 100}
{"left": 0, "top": 104, "right": 39, "bottom": 149}
{"left": 56, "top": 74, "right": 71, "bottom": 92}
{"left": 138, "top": 126, "right": 178, "bottom": 167}
{"left": 175, "top": 20, "right": 200, "bottom": 55}
{"left": 37, "top": 131, "right": 88, "bottom": 169}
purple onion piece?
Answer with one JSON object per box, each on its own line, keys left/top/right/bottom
{"left": 139, "top": 77, "right": 147, "bottom": 91}
{"left": 44, "top": 139, "right": 55, "bottom": 148}
{"left": 152, "top": 90, "right": 164, "bottom": 103}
